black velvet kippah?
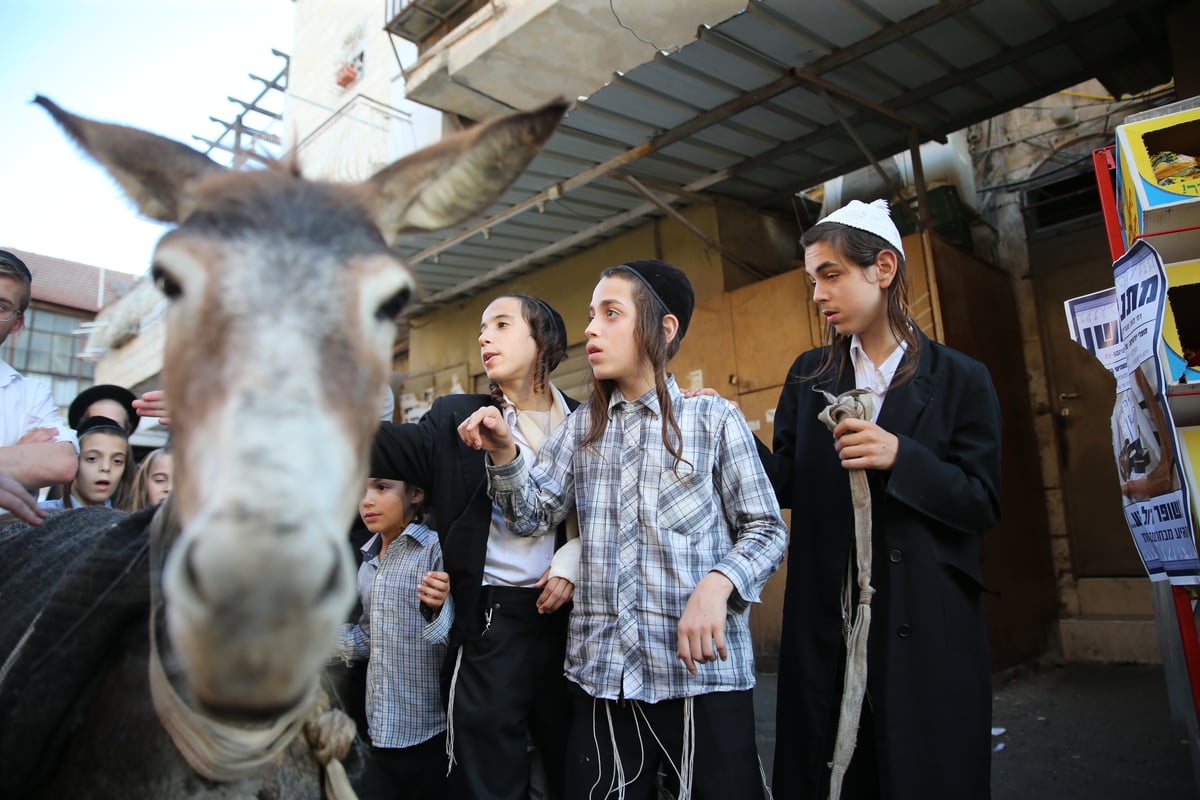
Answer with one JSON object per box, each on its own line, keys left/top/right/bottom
{"left": 75, "top": 415, "right": 128, "bottom": 440}
{"left": 0, "top": 250, "right": 32, "bottom": 283}
{"left": 532, "top": 297, "right": 568, "bottom": 356}
{"left": 613, "top": 259, "right": 695, "bottom": 340}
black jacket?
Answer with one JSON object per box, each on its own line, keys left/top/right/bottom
{"left": 760, "top": 331, "right": 1001, "bottom": 799}
{"left": 373, "top": 392, "right": 579, "bottom": 643}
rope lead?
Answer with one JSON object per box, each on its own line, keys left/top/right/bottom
{"left": 817, "top": 389, "right": 875, "bottom": 800}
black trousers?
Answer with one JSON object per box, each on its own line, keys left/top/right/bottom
{"left": 839, "top": 699, "right": 882, "bottom": 800}
{"left": 360, "top": 734, "right": 447, "bottom": 800}
{"left": 448, "top": 585, "right": 571, "bottom": 800}
{"left": 565, "top": 686, "right": 765, "bottom": 800}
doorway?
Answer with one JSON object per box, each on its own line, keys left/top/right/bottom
{"left": 1030, "top": 222, "right": 1141, "bottom": 577}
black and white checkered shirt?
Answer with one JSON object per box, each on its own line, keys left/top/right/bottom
{"left": 488, "top": 376, "right": 786, "bottom": 703}
{"left": 337, "top": 523, "right": 452, "bottom": 748}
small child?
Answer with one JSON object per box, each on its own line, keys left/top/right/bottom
{"left": 129, "top": 445, "right": 172, "bottom": 511}
{"left": 39, "top": 415, "right": 132, "bottom": 511}
{"left": 336, "top": 435, "right": 453, "bottom": 800}
{"left": 459, "top": 260, "right": 787, "bottom": 799}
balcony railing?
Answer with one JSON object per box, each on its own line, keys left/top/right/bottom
{"left": 385, "top": 0, "right": 477, "bottom": 44}
{"left": 292, "top": 95, "right": 416, "bottom": 183}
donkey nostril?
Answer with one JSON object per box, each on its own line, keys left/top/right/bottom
{"left": 182, "top": 541, "right": 208, "bottom": 604}
{"left": 317, "top": 548, "right": 342, "bottom": 603}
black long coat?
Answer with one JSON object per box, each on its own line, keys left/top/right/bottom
{"left": 760, "top": 331, "right": 1001, "bottom": 799}
{"left": 372, "top": 392, "right": 579, "bottom": 645}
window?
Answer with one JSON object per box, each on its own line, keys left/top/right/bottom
{"left": 1023, "top": 171, "right": 1103, "bottom": 233}
{"left": 3, "top": 306, "right": 95, "bottom": 411}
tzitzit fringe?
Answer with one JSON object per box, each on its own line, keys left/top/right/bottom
{"left": 586, "top": 696, "right": 696, "bottom": 799}
{"left": 445, "top": 643, "right": 466, "bottom": 775}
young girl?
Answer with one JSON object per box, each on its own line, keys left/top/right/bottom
{"left": 458, "top": 260, "right": 787, "bottom": 799}
{"left": 760, "top": 200, "right": 1002, "bottom": 799}
{"left": 129, "top": 445, "right": 172, "bottom": 511}
{"left": 372, "top": 294, "right": 579, "bottom": 800}
{"left": 336, "top": 437, "right": 452, "bottom": 800}
{"left": 39, "top": 415, "right": 133, "bottom": 511}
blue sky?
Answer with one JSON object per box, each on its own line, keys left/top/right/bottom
{"left": 1, "top": 0, "right": 296, "bottom": 275}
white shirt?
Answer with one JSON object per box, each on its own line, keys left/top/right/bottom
{"left": 480, "top": 388, "right": 567, "bottom": 587}
{"left": 849, "top": 335, "right": 907, "bottom": 424}
{"left": 0, "top": 360, "right": 77, "bottom": 451}
{"left": 378, "top": 384, "right": 395, "bottom": 423}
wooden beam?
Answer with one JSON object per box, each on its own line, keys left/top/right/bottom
{"left": 620, "top": 175, "right": 773, "bottom": 281}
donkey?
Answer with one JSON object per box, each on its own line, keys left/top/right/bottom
{"left": 0, "top": 95, "right": 565, "bottom": 798}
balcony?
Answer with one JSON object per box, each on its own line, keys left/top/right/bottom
{"left": 394, "top": 0, "right": 747, "bottom": 121}
{"left": 385, "top": 0, "right": 478, "bottom": 46}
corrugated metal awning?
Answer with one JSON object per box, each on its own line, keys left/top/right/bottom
{"left": 394, "top": 0, "right": 1180, "bottom": 316}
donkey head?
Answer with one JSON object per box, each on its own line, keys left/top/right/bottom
{"left": 38, "top": 95, "right": 565, "bottom": 717}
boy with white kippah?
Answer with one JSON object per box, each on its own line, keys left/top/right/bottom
{"left": 756, "top": 199, "right": 1002, "bottom": 799}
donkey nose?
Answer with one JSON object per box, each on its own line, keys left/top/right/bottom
{"left": 163, "top": 511, "right": 356, "bottom": 714}
{"left": 177, "top": 538, "right": 346, "bottom": 609}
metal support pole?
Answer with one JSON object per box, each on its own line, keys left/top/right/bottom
{"left": 908, "top": 128, "right": 931, "bottom": 232}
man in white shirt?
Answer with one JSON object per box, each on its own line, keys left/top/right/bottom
{"left": 0, "top": 250, "right": 79, "bottom": 524}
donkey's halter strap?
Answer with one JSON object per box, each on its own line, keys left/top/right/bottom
{"left": 146, "top": 501, "right": 354, "bottom": 797}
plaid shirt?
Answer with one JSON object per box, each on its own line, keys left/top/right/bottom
{"left": 489, "top": 376, "right": 786, "bottom": 703}
{"left": 337, "top": 522, "right": 453, "bottom": 748}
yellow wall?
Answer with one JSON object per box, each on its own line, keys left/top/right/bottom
{"left": 406, "top": 206, "right": 725, "bottom": 382}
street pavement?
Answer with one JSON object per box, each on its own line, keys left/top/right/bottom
{"left": 753, "top": 661, "right": 1196, "bottom": 798}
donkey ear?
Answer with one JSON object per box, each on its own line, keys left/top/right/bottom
{"left": 36, "top": 95, "right": 225, "bottom": 224}
{"left": 362, "top": 99, "right": 568, "bottom": 244}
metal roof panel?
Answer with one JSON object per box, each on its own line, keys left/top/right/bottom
{"left": 397, "top": 0, "right": 1181, "bottom": 316}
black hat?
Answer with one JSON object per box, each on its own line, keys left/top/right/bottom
{"left": 75, "top": 415, "right": 129, "bottom": 440}
{"left": 69, "top": 384, "right": 139, "bottom": 435}
{"left": 0, "top": 250, "right": 32, "bottom": 284}
{"left": 613, "top": 259, "right": 695, "bottom": 341}
{"left": 370, "top": 427, "right": 405, "bottom": 482}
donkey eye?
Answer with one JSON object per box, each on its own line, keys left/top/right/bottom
{"left": 376, "top": 287, "right": 411, "bottom": 321}
{"left": 151, "top": 264, "right": 183, "bottom": 300}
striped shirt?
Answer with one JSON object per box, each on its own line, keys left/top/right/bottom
{"left": 336, "top": 522, "right": 453, "bottom": 749}
{"left": 488, "top": 376, "right": 786, "bottom": 703}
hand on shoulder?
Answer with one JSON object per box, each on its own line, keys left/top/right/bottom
{"left": 682, "top": 387, "right": 742, "bottom": 415}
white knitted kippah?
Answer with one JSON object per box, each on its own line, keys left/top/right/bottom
{"left": 817, "top": 198, "right": 905, "bottom": 258}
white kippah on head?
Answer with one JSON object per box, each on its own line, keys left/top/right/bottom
{"left": 816, "top": 198, "right": 905, "bottom": 258}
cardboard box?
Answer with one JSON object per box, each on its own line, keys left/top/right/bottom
{"left": 1116, "top": 102, "right": 1200, "bottom": 265}
{"left": 1164, "top": 259, "right": 1200, "bottom": 383}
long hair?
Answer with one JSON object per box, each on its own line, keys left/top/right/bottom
{"left": 581, "top": 267, "right": 688, "bottom": 469}
{"left": 487, "top": 294, "right": 569, "bottom": 407}
{"left": 58, "top": 429, "right": 136, "bottom": 510}
{"left": 130, "top": 444, "right": 171, "bottom": 511}
{"left": 798, "top": 221, "right": 919, "bottom": 387}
